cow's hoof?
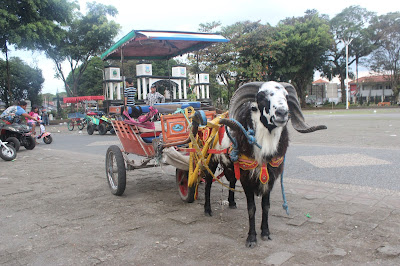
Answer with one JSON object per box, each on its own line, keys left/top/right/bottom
{"left": 261, "top": 234, "right": 272, "bottom": 241}
{"left": 246, "top": 235, "right": 257, "bottom": 248}
{"left": 204, "top": 209, "right": 212, "bottom": 216}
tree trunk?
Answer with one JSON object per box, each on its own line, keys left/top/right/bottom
{"left": 5, "top": 45, "right": 11, "bottom": 107}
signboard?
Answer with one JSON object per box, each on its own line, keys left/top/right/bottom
{"left": 326, "top": 83, "right": 338, "bottom": 98}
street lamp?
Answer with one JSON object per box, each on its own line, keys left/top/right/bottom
{"left": 342, "top": 38, "right": 353, "bottom": 110}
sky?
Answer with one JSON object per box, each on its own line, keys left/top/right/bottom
{"left": 4, "top": 0, "right": 400, "bottom": 94}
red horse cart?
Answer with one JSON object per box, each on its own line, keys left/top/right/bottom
{"left": 101, "top": 30, "right": 229, "bottom": 202}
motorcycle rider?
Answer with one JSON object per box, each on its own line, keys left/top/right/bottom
{"left": 0, "top": 101, "right": 41, "bottom": 125}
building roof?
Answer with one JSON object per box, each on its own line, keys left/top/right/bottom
{"left": 349, "top": 75, "right": 391, "bottom": 85}
{"left": 312, "top": 79, "right": 329, "bottom": 84}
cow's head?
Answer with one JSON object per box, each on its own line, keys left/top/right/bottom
{"left": 228, "top": 81, "right": 327, "bottom": 134}
{"left": 255, "top": 81, "right": 289, "bottom": 131}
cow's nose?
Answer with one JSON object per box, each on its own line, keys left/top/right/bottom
{"left": 275, "top": 109, "right": 288, "bottom": 117}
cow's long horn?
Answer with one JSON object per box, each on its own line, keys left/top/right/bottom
{"left": 229, "top": 82, "right": 263, "bottom": 119}
{"left": 280, "top": 82, "right": 327, "bottom": 133}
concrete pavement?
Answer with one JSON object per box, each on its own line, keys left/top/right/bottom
{"left": 1, "top": 110, "right": 400, "bottom": 265}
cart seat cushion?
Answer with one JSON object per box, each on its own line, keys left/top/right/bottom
{"left": 140, "top": 131, "right": 161, "bottom": 138}
{"left": 137, "top": 121, "right": 161, "bottom": 132}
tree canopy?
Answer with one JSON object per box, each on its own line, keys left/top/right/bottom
{"left": 194, "top": 11, "right": 331, "bottom": 107}
{"left": 273, "top": 10, "right": 332, "bottom": 105}
{"left": 45, "top": 2, "right": 120, "bottom": 97}
{"left": 0, "top": 0, "right": 77, "bottom": 106}
{"left": 368, "top": 12, "right": 400, "bottom": 102}
{"left": 65, "top": 56, "right": 104, "bottom": 96}
{"left": 0, "top": 57, "right": 44, "bottom": 106}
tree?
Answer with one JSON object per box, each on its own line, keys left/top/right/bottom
{"left": 322, "top": 6, "right": 376, "bottom": 102}
{"left": 0, "top": 0, "right": 77, "bottom": 107}
{"left": 66, "top": 56, "right": 104, "bottom": 96}
{"left": 273, "top": 10, "right": 332, "bottom": 106}
{"left": 0, "top": 57, "right": 44, "bottom": 106}
{"left": 368, "top": 12, "right": 400, "bottom": 103}
{"left": 45, "top": 2, "right": 120, "bottom": 97}
{"left": 196, "top": 21, "right": 279, "bottom": 107}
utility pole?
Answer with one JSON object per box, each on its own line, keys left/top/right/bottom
{"left": 342, "top": 38, "right": 353, "bottom": 110}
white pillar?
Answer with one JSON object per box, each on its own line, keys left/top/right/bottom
{"left": 137, "top": 79, "right": 141, "bottom": 100}
{"left": 142, "top": 78, "right": 147, "bottom": 100}
{"left": 178, "top": 81, "right": 182, "bottom": 99}
{"left": 173, "top": 84, "right": 177, "bottom": 100}
{"left": 108, "top": 82, "right": 114, "bottom": 100}
{"left": 196, "top": 86, "right": 200, "bottom": 99}
{"left": 206, "top": 85, "right": 210, "bottom": 99}
{"left": 105, "top": 83, "right": 109, "bottom": 99}
{"left": 183, "top": 82, "right": 187, "bottom": 99}
{"left": 201, "top": 85, "right": 205, "bottom": 99}
{"left": 116, "top": 82, "right": 121, "bottom": 100}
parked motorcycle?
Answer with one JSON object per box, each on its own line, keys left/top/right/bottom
{"left": 0, "top": 139, "right": 17, "bottom": 161}
{"left": 0, "top": 122, "right": 36, "bottom": 151}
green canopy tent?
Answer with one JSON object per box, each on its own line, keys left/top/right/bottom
{"left": 101, "top": 30, "right": 229, "bottom": 61}
{"left": 101, "top": 30, "right": 229, "bottom": 105}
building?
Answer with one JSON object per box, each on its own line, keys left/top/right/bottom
{"left": 349, "top": 75, "right": 395, "bottom": 103}
{"left": 308, "top": 79, "right": 341, "bottom": 105}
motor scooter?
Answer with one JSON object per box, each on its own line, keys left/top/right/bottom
{"left": 36, "top": 123, "right": 52, "bottom": 144}
{"left": 0, "top": 139, "right": 17, "bottom": 161}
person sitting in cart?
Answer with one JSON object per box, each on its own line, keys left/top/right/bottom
{"left": 0, "top": 101, "right": 41, "bottom": 125}
{"left": 124, "top": 77, "right": 137, "bottom": 107}
{"left": 124, "top": 77, "right": 143, "bottom": 118}
{"left": 146, "top": 84, "right": 165, "bottom": 106}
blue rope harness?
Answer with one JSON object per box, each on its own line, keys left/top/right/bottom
{"left": 280, "top": 156, "right": 289, "bottom": 215}
{"left": 224, "top": 118, "right": 289, "bottom": 215}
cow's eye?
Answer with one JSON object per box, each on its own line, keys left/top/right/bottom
{"left": 270, "top": 93, "right": 274, "bottom": 96}
{"left": 251, "top": 106, "right": 257, "bottom": 112}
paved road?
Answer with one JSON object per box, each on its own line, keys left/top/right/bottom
{"left": 1, "top": 109, "right": 399, "bottom": 265}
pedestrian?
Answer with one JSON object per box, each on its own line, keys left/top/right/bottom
{"left": 41, "top": 106, "right": 49, "bottom": 125}
{"left": 0, "top": 101, "right": 41, "bottom": 125}
{"left": 146, "top": 84, "right": 165, "bottom": 106}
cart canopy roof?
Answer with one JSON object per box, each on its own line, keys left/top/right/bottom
{"left": 100, "top": 30, "right": 229, "bottom": 61}
{"left": 63, "top": 95, "right": 105, "bottom": 104}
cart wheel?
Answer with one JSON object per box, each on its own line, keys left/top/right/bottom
{"left": 87, "top": 124, "right": 94, "bottom": 135}
{"left": 106, "top": 145, "right": 126, "bottom": 196}
{"left": 176, "top": 169, "right": 196, "bottom": 203}
{"left": 77, "top": 121, "right": 85, "bottom": 130}
{"left": 43, "top": 135, "right": 53, "bottom": 144}
{"left": 98, "top": 123, "right": 107, "bottom": 135}
{"left": 23, "top": 136, "right": 36, "bottom": 150}
{"left": 67, "top": 121, "right": 74, "bottom": 131}
{"left": 5, "top": 137, "right": 20, "bottom": 152}
{"left": 1, "top": 144, "right": 16, "bottom": 161}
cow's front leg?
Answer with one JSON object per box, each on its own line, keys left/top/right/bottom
{"left": 243, "top": 186, "right": 257, "bottom": 248}
{"left": 261, "top": 191, "right": 272, "bottom": 241}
